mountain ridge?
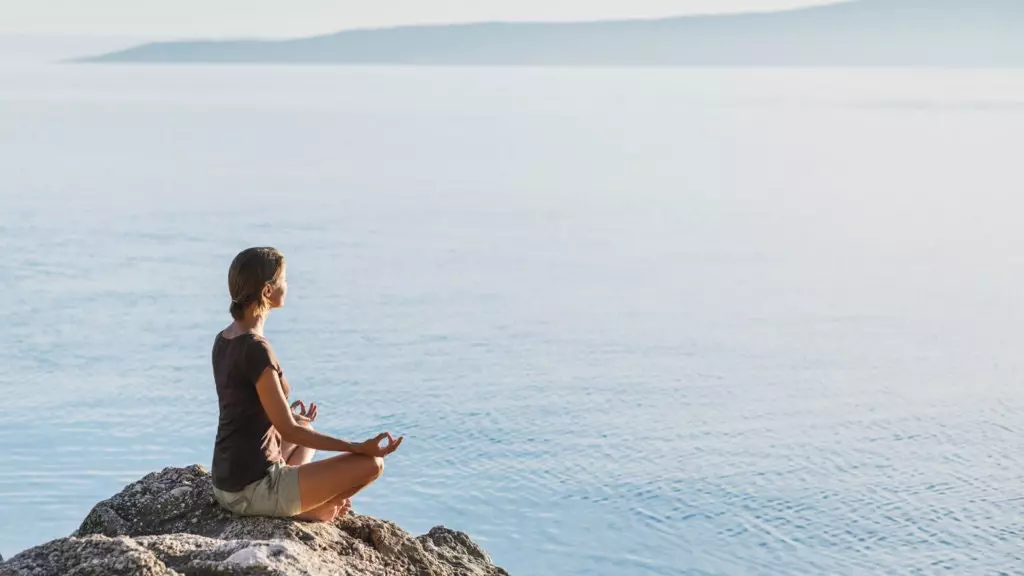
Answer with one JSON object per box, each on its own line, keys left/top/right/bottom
{"left": 80, "top": 0, "right": 1024, "bottom": 67}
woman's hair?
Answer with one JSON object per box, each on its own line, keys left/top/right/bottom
{"left": 228, "top": 247, "right": 286, "bottom": 320}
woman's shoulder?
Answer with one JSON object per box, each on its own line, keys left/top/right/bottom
{"left": 212, "top": 329, "right": 281, "bottom": 374}
{"left": 213, "top": 329, "right": 275, "bottom": 359}
{"left": 216, "top": 326, "right": 270, "bottom": 342}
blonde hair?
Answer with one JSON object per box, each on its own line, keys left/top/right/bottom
{"left": 228, "top": 247, "right": 285, "bottom": 320}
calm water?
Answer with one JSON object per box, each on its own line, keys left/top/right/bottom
{"left": 1, "top": 65, "right": 1024, "bottom": 575}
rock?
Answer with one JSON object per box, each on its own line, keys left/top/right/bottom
{"left": 2, "top": 465, "right": 508, "bottom": 576}
{"left": 76, "top": 465, "right": 222, "bottom": 539}
{"left": 0, "top": 536, "right": 172, "bottom": 576}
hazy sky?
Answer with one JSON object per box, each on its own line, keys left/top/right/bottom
{"left": 1, "top": 0, "right": 842, "bottom": 38}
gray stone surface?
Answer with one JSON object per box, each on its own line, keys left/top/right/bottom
{"left": 2, "top": 465, "right": 508, "bottom": 576}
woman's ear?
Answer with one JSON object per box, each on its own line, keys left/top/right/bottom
{"left": 263, "top": 283, "right": 273, "bottom": 299}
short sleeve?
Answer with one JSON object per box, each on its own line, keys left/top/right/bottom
{"left": 243, "top": 337, "right": 283, "bottom": 385}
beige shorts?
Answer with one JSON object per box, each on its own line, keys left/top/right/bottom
{"left": 212, "top": 462, "right": 303, "bottom": 517}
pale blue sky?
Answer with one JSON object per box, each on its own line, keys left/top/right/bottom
{"left": 1, "top": 0, "right": 841, "bottom": 37}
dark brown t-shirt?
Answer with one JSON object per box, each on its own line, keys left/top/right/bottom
{"left": 211, "top": 332, "right": 285, "bottom": 492}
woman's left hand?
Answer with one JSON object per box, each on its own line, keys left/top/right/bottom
{"left": 290, "top": 400, "right": 318, "bottom": 422}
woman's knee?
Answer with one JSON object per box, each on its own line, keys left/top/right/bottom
{"left": 355, "top": 454, "right": 384, "bottom": 481}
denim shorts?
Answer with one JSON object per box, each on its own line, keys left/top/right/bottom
{"left": 212, "top": 462, "right": 303, "bottom": 517}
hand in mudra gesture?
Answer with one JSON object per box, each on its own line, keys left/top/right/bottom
{"left": 290, "top": 400, "right": 318, "bottom": 425}
{"left": 355, "top": 432, "right": 403, "bottom": 457}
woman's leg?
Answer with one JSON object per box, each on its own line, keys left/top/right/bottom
{"left": 294, "top": 453, "right": 384, "bottom": 515}
{"left": 282, "top": 439, "right": 316, "bottom": 466}
{"left": 293, "top": 492, "right": 352, "bottom": 522}
{"left": 281, "top": 421, "right": 316, "bottom": 466}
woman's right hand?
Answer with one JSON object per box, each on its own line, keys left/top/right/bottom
{"left": 353, "top": 432, "right": 403, "bottom": 457}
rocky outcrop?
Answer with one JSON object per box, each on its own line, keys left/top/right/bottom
{"left": 1, "top": 465, "right": 507, "bottom": 576}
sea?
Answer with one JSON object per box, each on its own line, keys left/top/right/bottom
{"left": 1, "top": 61, "right": 1023, "bottom": 575}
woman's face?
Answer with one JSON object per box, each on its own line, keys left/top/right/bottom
{"left": 265, "top": 266, "right": 288, "bottom": 309}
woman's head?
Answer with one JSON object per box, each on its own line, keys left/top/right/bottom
{"left": 228, "top": 247, "right": 287, "bottom": 320}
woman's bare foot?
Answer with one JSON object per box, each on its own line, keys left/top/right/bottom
{"left": 333, "top": 498, "right": 352, "bottom": 520}
{"left": 295, "top": 495, "right": 351, "bottom": 523}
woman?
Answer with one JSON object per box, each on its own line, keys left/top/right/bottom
{"left": 211, "top": 247, "right": 402, "bottom": 522}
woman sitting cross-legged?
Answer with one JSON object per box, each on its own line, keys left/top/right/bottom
{"left": 211, "top": 246, "right": 403, "bottom": 522}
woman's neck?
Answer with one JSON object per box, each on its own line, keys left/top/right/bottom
{"left": 234, "top": 314, "right": 266, "bottom": 337}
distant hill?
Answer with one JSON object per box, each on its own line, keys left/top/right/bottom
{"left": 80, "top": 0, "right": 1024, "bottom": 67}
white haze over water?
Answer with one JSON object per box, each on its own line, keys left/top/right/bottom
{"left": 0, "top": 0, "right": 839, "bottom": 36}
{"left": 1, "top": 65, "right": 1023, "bottom": 574}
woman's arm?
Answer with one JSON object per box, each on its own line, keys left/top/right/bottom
{"left": 256, "top": 367, "right": 402, "bottom": 456}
